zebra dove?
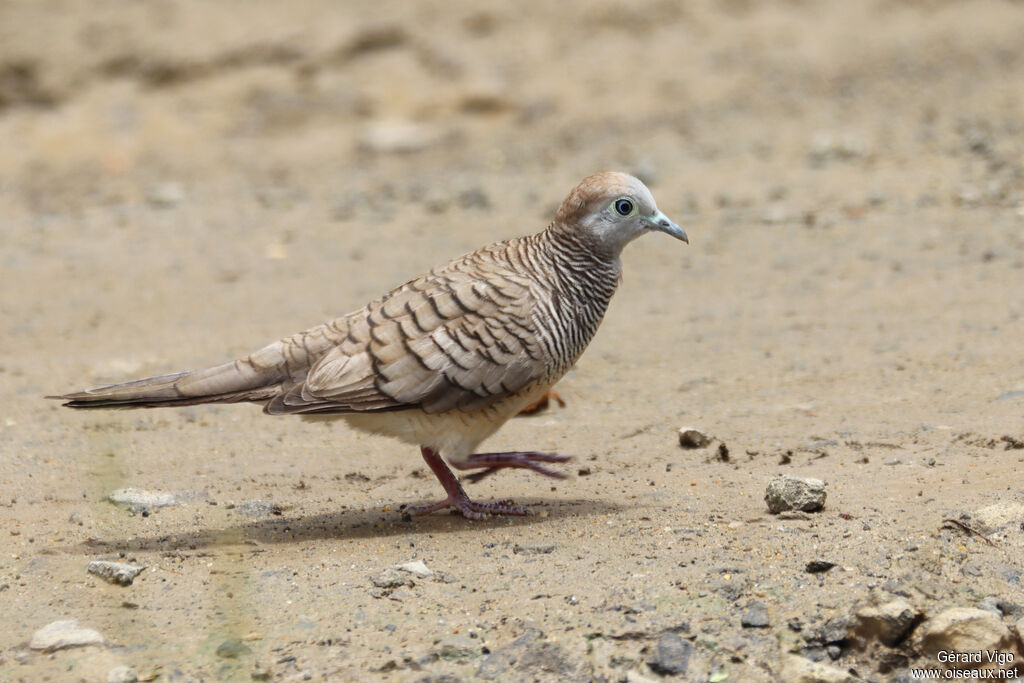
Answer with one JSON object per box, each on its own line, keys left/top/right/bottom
{"left": 51, "top": 172, "right": 687, "bottom": 519}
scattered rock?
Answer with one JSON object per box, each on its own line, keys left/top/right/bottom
{"left": 395, "top": 560, "right": 433, "bottom": 578}
{"left": 765, "top": 475, "right": 827, "bottom": 513}
{"left": 234, "top": 500, "right": 283, "bottom": 517}
{"left": 647, "top": 632, "right": 694, "bottom": 675}
{"left": 146, "top": 182, "right": 186, "bottom": 208}
{"left": 370, "top": 567, "right": 414, "bottom": 589}
{"left": 106, "top": 665, "right": 138, "bottom": 683}
{"left": 476, "top": 629, "right": 583, "bottom": 680}
{"left": 978, "top": 597, "right": 1003, "bottom": 615}
{"left": 803, "top": 614, "right": 853, "bottom": 653}
{"left": 761, "top": 205, "right": 793, "bottom": 225}
{"left": 853, "top": 598, "right": 922, "bottom": 646}
{"left": 358, "top": 119, "right": 442, "bottom": 154}
{"left": 29, "top": 619, "right": 105, "bottom": 652}
{"left": 678, "top": 427, "right": 711, "bottom": 449}
{"left": 106, "top": 487, "right": 185, "bottom": 514}
{"left": 741, "top": 601, "right": 771, "bottom": 628}
{"left": 436, "top": 635, "right": 478, "bottom": 661}
{"left": 215, "top": 638, "right": 252, "bottom": 659}
{"left": 88, "top": 560, "right": 145, "bottom": 586}
{"left": 808, "top": 132, "right": 868, "bottom": 165}
{"left": 806, "top": 560, "right": 836, "bottom": 574}
{"left": 513, "top": 543, "right": 556, "bottom": 555}
{"left": 715, "top": 443, "right": 730, "bottom": 462}
{"left": 916, "top": 608, "right": 1020, "bottom": 667}
{"left": 779, "top": 654, "right": 859, "bottom": 683}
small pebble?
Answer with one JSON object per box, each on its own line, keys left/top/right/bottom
{"left": 106, "top": 665, "right": 138, "bottom": 683}
{"left": 358, "top": 119, "right": 441, "bottom": 154}
{"left": 146, "top": 182, "right": 186, "bottom": 208}
{"left": 647, "top": 632, "right": 694, "bottom": 675}
{"left": 88, "top": 560, "right": 145, "bottom": 587}
{"left": 513, "top": 543, "right": 556, "bottom": 555}
{"left": 107, "top": 487, "right": 180, "bottom": 510}
{"left": 395, "top": 560, "right": 433, "bottom": 578}
{"left": 370, "top": 568, "right": 413, "bottom": 588}
{"left": 805, "top": 560, "right": 836, "bottom": 574}
{"left": 678, "top": 428, "right": 711, "bottom": 449}
{"left": 29, "top": 619, "right": 104, "bottom": 652}
{"left": 215, "top": 639, "right": 252, "bottom": 659}
{"left": 765, "top": 474, "right": 827, "bottom": 513}
{"left": 741, "top": 601, "right": 771, "bottom": 628}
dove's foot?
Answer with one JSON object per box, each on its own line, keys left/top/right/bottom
{"left": 407, "top": 446, "right": 529, "bottom": 519}
{"left": 453, "top": 451, "right": 572, "bottom": 484}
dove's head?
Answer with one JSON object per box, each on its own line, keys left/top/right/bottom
{"left": 552, "top": 172, "right": 687, "bottom": 258}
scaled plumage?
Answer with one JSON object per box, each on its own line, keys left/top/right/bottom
{"left": 52, "top": 172, "right": 687, "bottom": 518}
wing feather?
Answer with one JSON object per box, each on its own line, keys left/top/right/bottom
{"left": 269, "top": 250, "right": 549, "bottom": 415}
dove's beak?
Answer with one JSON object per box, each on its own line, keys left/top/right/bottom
{"left": 647, "top": 210, "right": 688, "bottom": 243}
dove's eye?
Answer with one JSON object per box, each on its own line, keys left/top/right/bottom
{"left": 613, "top": 198, "right": 634, "bottom": 216}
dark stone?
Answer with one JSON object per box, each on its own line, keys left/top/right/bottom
{"left": 476, "top": 630, "right": 539, "bottom": 679}
{"left": 800, "top": 645, "right": 828, "bottom": 662}
{"left": 215, "top": 639, "right": 252, "bottom": 659}
{"left": 816, "top": 615, "right": 852, "bottom": 644}
{"left": 805, "top": 560, "right": 836, "bottom": 574}
{"left": 741, "top": 601, "right": 770, "bottom": 628}
{"left": 647, "top": 632, "right": 694, "bottom": 676}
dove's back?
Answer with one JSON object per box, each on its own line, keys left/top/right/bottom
{"left": 51, "top": 230, "right": 609, "bottom": 417}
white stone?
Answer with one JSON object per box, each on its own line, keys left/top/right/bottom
{"left": 765, "top": 474, "right": 826, "bottom": 513}
{"left": 107, "top": 665, "right": 139, "bottom": 683}
{"left": 107, "top": 488, "right": 178, "bottom": 508}
{"left": 395, "top": 560, "right": 433, "bottom": 577}
{"left": 29, "top": 619, "right": 104, "bottom": 652}
{"left": 88, "top": 560, "right": 146, "bottom": 586}
{"left": 358, "top": 119, "right": 441, "bottom": 154}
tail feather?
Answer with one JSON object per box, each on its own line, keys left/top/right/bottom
{"left": 49, "top": 360, "right": 284, "bottom": 409}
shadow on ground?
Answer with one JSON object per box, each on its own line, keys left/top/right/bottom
{"left": 60, "top": 498, "right": 623, "bottom": 554}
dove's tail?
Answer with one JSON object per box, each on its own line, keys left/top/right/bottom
{"left": 49, "top": 359, "right": 285, "bottom": 409}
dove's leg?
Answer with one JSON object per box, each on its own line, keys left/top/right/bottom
{"left": 452, "top": 451, "right": 572, "bottom": 484}
{"left": 405, "top": 446, "right": 528, "bottom": 519}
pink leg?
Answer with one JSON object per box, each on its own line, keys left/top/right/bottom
{"left": 450, "top": 451, "right": 572, "bottom": 483}
{"left": 404, "top": 446, "right": 529, "bottom": 519}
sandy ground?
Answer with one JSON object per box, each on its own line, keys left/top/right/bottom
{"left": 2, "top": 1, "right": 1024, "bottom": 681}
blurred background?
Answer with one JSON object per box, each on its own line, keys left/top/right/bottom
{"left": 2, "top": 1, "right": 1023, "bottom": 680}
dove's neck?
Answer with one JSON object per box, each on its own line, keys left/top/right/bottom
{"left": 531, "top": 226, "right": 622, "bottom": 371}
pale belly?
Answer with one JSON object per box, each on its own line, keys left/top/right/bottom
{"left": 307, "top": 383, "right": 553, "bottom": 463}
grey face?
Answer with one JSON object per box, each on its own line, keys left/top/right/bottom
{"left": 579, "top": 176, "right": 688, "bottom": 255}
